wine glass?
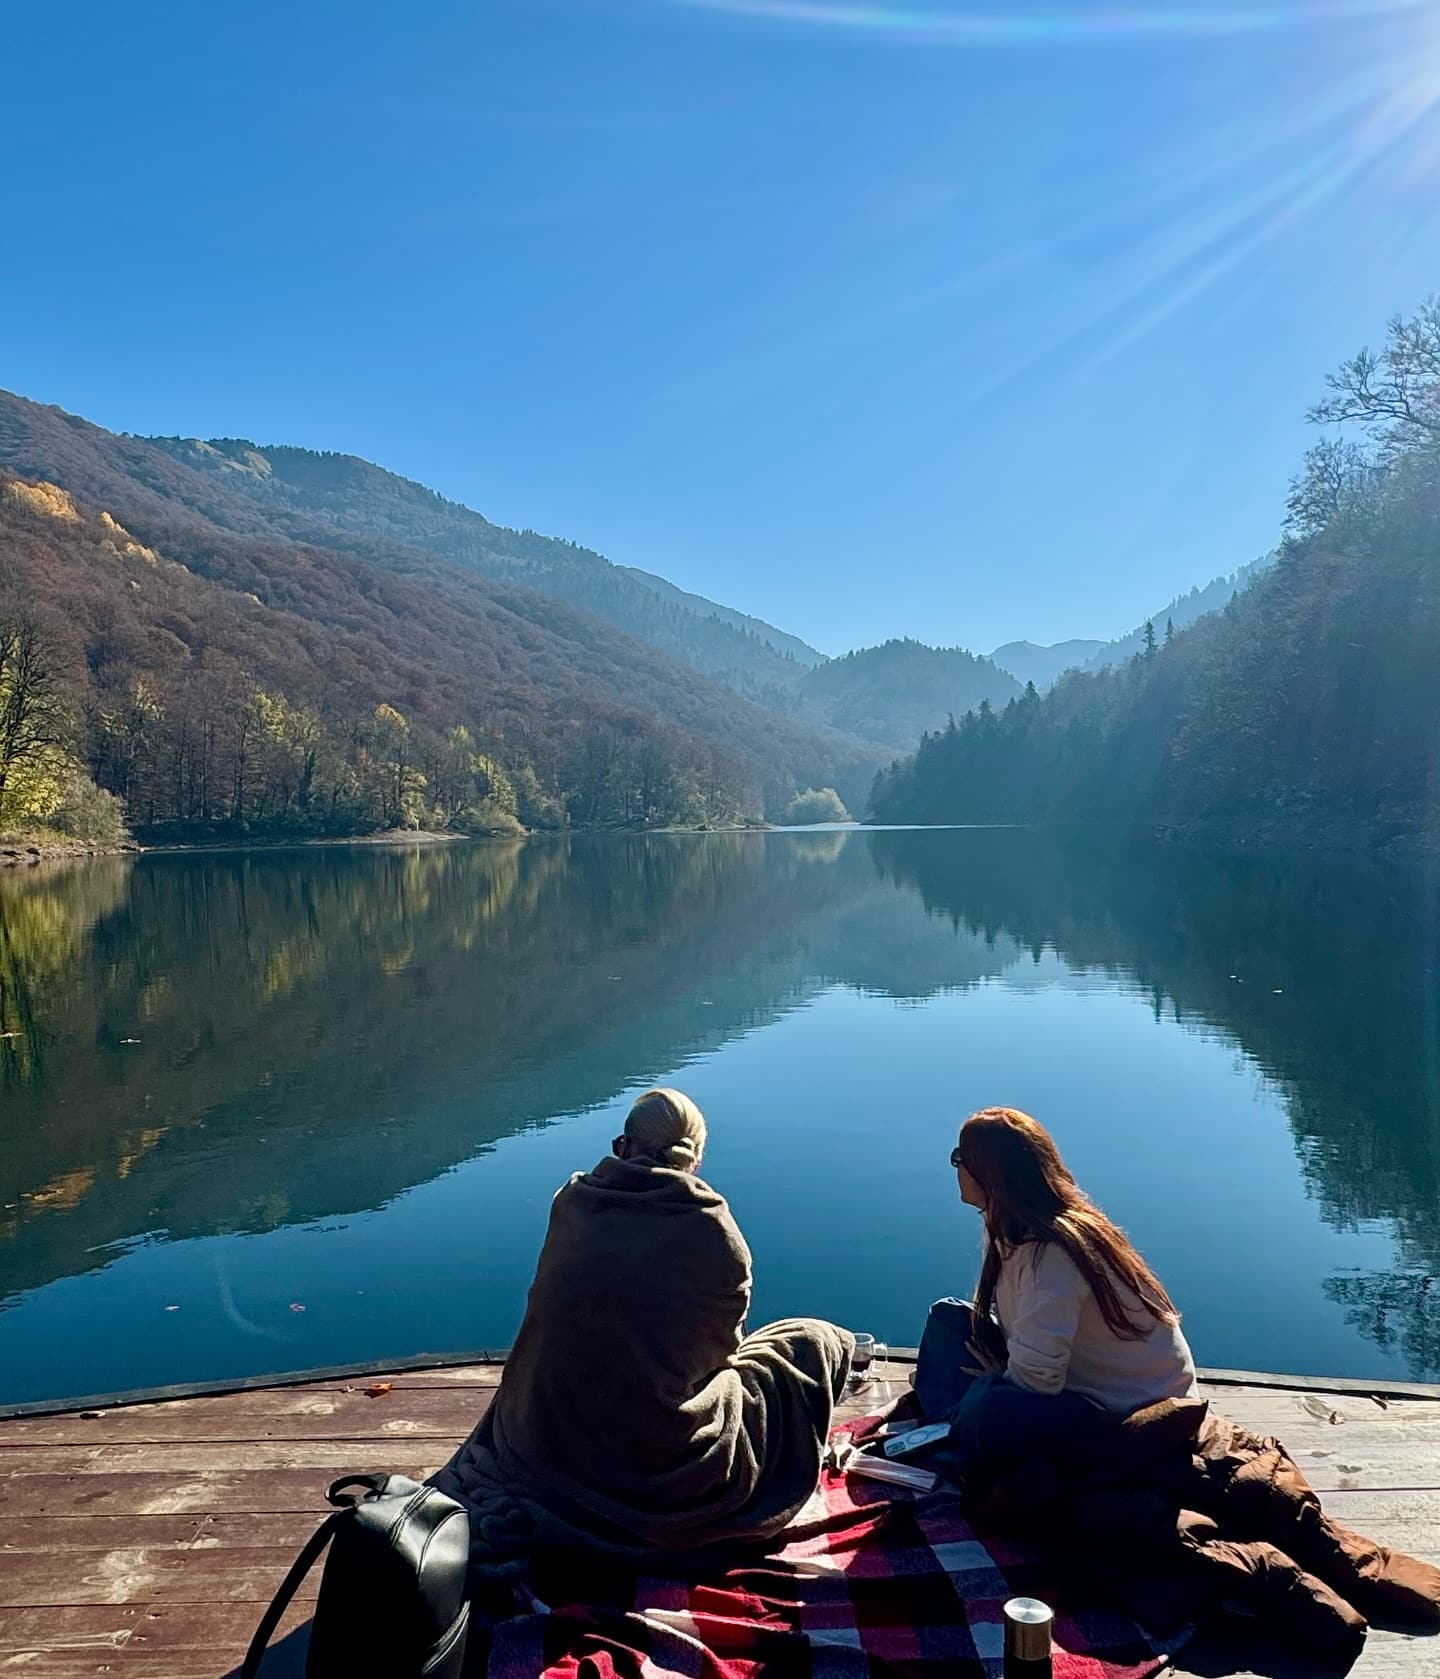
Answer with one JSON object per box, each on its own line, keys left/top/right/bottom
{"left": 849, "top": 1333, "right": 889, "bottom": 1387}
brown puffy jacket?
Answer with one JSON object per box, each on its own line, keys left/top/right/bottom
{"left": 966, "top": 1396, "right": 1440, "bottom": 1670}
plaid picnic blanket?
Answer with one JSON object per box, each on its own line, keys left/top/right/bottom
{"left": 476, "top": 1422, "right": 1176, "bottom": 1679}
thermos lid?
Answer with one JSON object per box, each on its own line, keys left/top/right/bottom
{"left": 1003, "top": 1597, "right": 1054, "bottom": 1662}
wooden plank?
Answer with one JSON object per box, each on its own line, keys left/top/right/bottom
{"left": 0, "top": 1441, "right": 462, "bottom": 1474}
{"left": 0, "top": 1658, "right": 293, "bottom": 1678}
{"left": 1322, "top": 1488, "right": 1440, "bottom": 1526}
{"left": 1, "top": 1513, "right": 317, "bottom": 1553}
{"left": 0, "top": 1597, "right": 307, "bottom": 1652}
{"left": 0, "top": 1547, "right": 315, "bottom": 1608}
{"left": 0, "top": 1384, "right": 495, "bottom": 1445}
{"left": 1200, "top": 1388, "right": 1440, "bottom": 1426}
{"left": 3, "top": 1353, "right": 1432, "bottom": 1426}
{"left": 0, "top": 1657, "right": 279, "bottom": 1678}
{"left": 0, "top": 1469, "right": 438, "bottom": 1517}
{"left": 1198, "top": 1366, "right": 1440, "bottom": 1402}
{"left": 0, "top": 1354, "right": 507, "bottom": 1420}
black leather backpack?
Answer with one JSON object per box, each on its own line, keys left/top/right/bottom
{"left": 241, "top": 1473, "right": 470, "bottom": 1678}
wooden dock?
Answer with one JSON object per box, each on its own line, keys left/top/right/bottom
{"left": 0, "top": 1359, "right": 1435, "bottom": 1678}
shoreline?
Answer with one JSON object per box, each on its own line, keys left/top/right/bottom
{"left": 137, "top": 826, "right": 472, "bottom": 856}
{"left": 0, "top": 820, "right": 779, "bottom": 867}
{"left": 0, "top": 835, "right": 140, "bottom": 868}
{"left": 4, "top": 816, "right": 1434, "bottom": 869}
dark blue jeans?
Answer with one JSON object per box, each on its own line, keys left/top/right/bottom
{"left": 914, "top": 1298, "right": 1099, "bottom": 1477}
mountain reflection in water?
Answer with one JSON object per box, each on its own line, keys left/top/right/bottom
{"left": 1, "top": 829, "right": 1435, "bottom": 1403}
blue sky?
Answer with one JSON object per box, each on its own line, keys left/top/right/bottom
{"left": 4, "top": 1, "right": 1440, "bottom": 653}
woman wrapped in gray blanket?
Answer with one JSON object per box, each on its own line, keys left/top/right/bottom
{"left": 432, "top": 1088, "right": 853, "bottom": 1560}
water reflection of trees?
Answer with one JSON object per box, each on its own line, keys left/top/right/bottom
{"left": 0, "top": 859, "right": 132, "bottom": 1084}
{"left": 3, "top": 835, "right": 986, "bottom": 1298}
{"left": 868, "top": 828, "right": 1440, "bottom": 1375}
{"left": 1323, "top": 1273, "right": 1440, "bottom": 1380}
{"left": 1, "top": 832, "right": 1035, "bottom": 1303}
{"left": 11, "top": 828, "right": 1433, "bottom": 1377}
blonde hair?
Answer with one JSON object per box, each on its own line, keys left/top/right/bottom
{"left": 623, "top": 1088, "right": 707, "bottom": 1171}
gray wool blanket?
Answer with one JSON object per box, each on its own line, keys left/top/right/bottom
{"left": 431, "top": 1155, "right": 853, "bottom": 1556}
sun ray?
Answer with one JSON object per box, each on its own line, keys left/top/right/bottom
{"left": 658, "top": 0, "right": 1433, "bottom": 48}
{"left": 903, "top": 67, "right": 1440, "bottom": 439}
{"left": 1075, "top": 76, "right": 1440, "bottom": 373}
{"left": 650, "top": 60, "right": 1397, "bottom": 410}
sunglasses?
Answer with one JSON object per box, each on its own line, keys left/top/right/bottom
{"left": 949, "top": 1146, "right": 964, "bottom": 1170}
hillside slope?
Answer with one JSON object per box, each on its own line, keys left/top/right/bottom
{"left": 140, "top": 434, "right": 822, "bottom": 692}
{"left": 0, "top": 395, "right": 879, "bottom": 833}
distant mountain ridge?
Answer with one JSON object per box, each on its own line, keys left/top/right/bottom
{"left": 988, "top": 639, "right": 1106, "bottom": 690}
{"left": 1084, "top": 558, "right": 1271, "bottom": 669}
{"left": 988, "top": 559, "right": 1272, "bottom": 690}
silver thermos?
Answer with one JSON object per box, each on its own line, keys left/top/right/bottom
{"left": 1003, "top": 1597, "right": 1053, "bottom": 1678}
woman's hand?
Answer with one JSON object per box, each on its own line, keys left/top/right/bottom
{"left": 961, "top": 1338, "right": 1005, "bottom": 1378}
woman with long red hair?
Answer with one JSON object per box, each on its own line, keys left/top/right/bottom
{"left": 915, "top": 1107, "right": 1197, "bottom": 1468}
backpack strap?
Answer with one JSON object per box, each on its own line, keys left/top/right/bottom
{"left": 240, "top": 1513, "right": 341, "bottom": 1679}
{"left": 326, "top": 1472, "right": 391, "bottom": 1506}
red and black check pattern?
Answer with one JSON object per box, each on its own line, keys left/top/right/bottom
{"left": 477, "top": 1421, "right": 1174, "bottom": 1679}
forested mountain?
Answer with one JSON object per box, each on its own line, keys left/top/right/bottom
{"left": 873, "top": 297, "right": 1440, "bottom": 855}
{"left": 988, "top": 639, "right": 1106, "bottom": 689}
{"left": 0, "top": 394, "right": 878, "bottom": 840}
{"left": 141, "top": 433, "right": 822, "bottom": 694}
{"left": 795, "top": 639, "right": 1021, "bottom": 754}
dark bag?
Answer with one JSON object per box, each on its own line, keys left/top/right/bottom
{"left": 241, "top": 1473, "right": 470, "bottom": 1678}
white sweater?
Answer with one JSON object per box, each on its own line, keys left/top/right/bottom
{"left": 993, "top": 1239, "right": 1198, "bottom": 1414}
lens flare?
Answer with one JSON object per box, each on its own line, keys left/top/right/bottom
{"left": 659, "top": 0, "right": 1431, "bottom": 47}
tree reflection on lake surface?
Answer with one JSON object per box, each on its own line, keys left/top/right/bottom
{"left": 1, "top": 829, "right": 1435, "bottom": 1403}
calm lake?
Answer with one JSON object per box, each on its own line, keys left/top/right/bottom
{"left": 1, "top": 828, "right": 1437, "bottom": 1406}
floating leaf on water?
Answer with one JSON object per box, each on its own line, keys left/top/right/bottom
{"left": 365, "top": 1382, "right": 394, "bottom": 1398}
{"left": 1300, "top": 1394, "right": 1343, "bottom": 1423}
